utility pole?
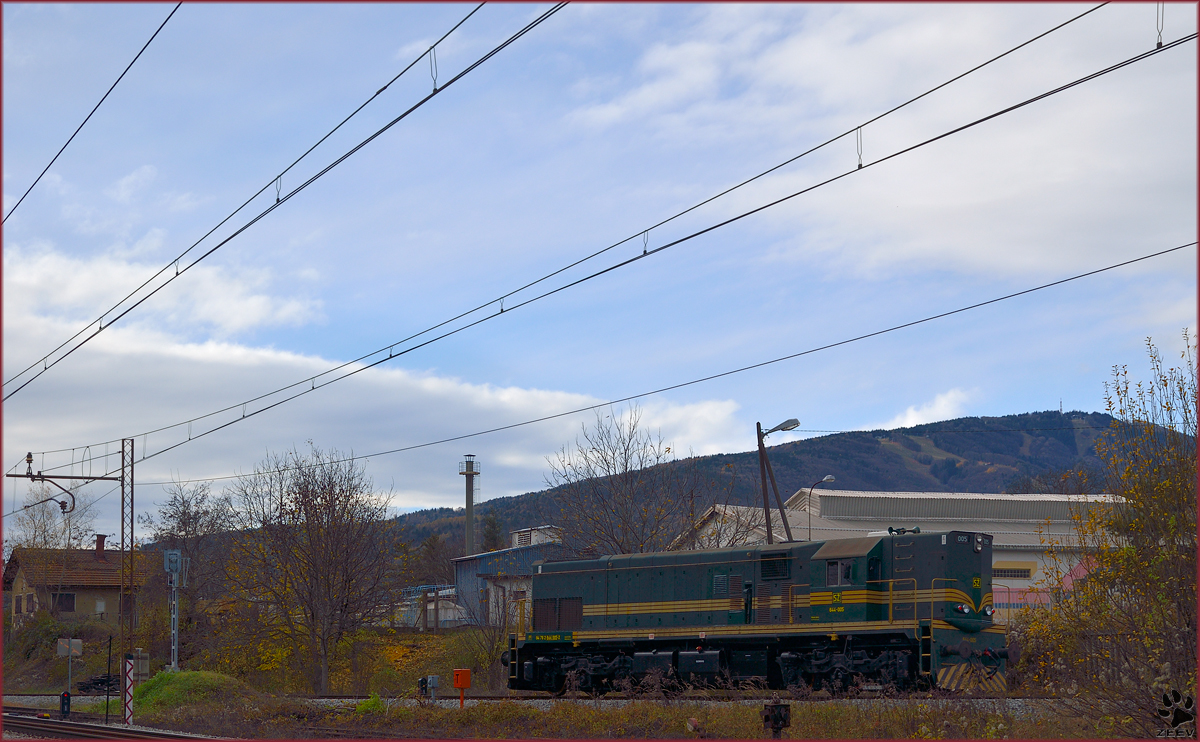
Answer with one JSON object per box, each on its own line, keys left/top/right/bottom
{"left": 119, "top": 439, "right": 134, "bottom": 656}
{"left": 9, "top": 442, "right": 135, "bottom": 650}
{"left": 756, "top": 420, "right": 799, "bottom": 544}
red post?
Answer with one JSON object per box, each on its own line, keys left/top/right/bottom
{"left": 453, "top": 668, "right": 471, "bottom": 709}
{"left": 123, "top": 658, "right": 134, "bottom": 724}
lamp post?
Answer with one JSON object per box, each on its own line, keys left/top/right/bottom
{"left": 757, "top": 418, "right": 799, "bottom": 544}
{"left": 806, "top": 475, "right": 835, "bottom": 542}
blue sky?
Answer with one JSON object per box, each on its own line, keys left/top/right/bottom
{"left": 3, "top": 3, "right": 1196, "bottom": 539}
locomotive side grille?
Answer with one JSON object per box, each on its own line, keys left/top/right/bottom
{"left": 760, "top": 552, "right": 790, "bottom": 580}
{"left": 713, "top": 574, "right": 729, "bottom": 598}
{"left": 728, "top": 573, "right": 743, "bottom": 611}
{"left": 754, "top": 588, "right": 771, "bottom": 624}
{"left": 532, "top": 598, "right": 559, "bottom": 630}
{"left": 532, "top": 597, "right": 584, "bottom": 631}
{"left": 559, "top": 597, "right": 583, "bottom": 630}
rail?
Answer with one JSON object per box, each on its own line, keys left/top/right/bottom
{"left": 1, "top": 713, "right": 213, "bottom": 740}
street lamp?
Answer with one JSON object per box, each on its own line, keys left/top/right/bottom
{"left": 756, "top": 419, "right": 800, "bottom": 544}
{"left": 807, "top": 475, "right": 835, "bottom": 542}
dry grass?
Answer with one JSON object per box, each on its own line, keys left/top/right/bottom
{"left": 139, "top": 696, "right": 1110, "bottom": 739}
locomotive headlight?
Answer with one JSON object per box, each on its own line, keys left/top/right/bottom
{"left": 955, "top": 604, "right": 971, "bottom": 614}
{"left": 974, "top": 534, "right": 983, "bottom": 553}
{"left": 982, "top": 606, "right": 995, "bottom": 617}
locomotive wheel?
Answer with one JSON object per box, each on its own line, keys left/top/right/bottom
{"left": 826, "top": 668, "right": 848, "bottom": 693}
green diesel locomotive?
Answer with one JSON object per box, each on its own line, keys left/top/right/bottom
{"left": 506, "top": 529, "right": 1018, "bottom": 694}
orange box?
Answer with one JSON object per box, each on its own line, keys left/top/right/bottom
{"left": 452, "top": 669, "right": 471, "bottom": 689}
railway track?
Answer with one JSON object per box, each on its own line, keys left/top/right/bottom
{"left": 1, "top": 713, "right": 215, "bottom": 740}
{"left": 4, "top": 705, "right": 107, "bottom": 722}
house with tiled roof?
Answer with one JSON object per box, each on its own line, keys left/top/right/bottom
{"left": 3, "top": 534, "right": 156, "bottom": 628}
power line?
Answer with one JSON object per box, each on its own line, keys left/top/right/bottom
{"left": 119, "top": 240, "right": 1199, "bottom": 486}
{"left": 1, "top": 2, "right": 1099, "bottom": 399}
{"left": 2, "top": 3, "right": 182, "bottom": 225}
{"left": 17, "top": 32, "right": 1195, "bottom": 477}
{"left": 7, "top": 4, "right": 1100, "bottom": 464}
{"left": 1, "top": 1, "right": 546, "bottom": 399}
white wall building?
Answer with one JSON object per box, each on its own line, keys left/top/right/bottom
{"left": 673, "top": 489, "right": 1118, "bottom": 623}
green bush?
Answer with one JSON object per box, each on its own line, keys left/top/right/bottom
{"left": 133, "top": 670, "right": 256, "bottom": 713}
{"left": 355, "top": 692, "right": 386, "bottom": 714}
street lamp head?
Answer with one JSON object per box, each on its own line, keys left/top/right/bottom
{"left": 822, "top": 475, "right": 835, "bottom": 483}
{"left": 764, "top": 418, "right": 800, "bottom": 436}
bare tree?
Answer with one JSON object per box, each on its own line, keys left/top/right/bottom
{"left": 545, "top": 406, "right": 721, "bottom": 556}
{"left": 678, "top": 503, "right": 770, "bottom": 550}
{"left": 223, "top": 445, "right": 396, "bottom": 695}
{"left": 139, "top": 480, "right": 230, "bottom": 600}
{"left": 8, "top": 483, "right": 98, "bottom": 553}
{"left": 459, "top": 580, "right": 520, "bottom": 690}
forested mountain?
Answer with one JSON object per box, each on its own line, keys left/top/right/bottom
{"left": 392, "top": 410, "right": 1113, "bottom": 547}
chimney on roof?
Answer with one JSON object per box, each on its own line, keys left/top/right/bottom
{"left": 95, "top": 534, "right": 107, "bottom": 560}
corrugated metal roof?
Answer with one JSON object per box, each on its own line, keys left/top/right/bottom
{"left": 782, "top": 489, "right": 1118, "bottom": 523}
{"left": 712, "top": 505, "right": 1083, "bottom": 549}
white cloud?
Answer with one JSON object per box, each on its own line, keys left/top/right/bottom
{"left": 1, "top": 315, "right": 750, "bottom": 533}
{"left": 564, "top": 4, "right": 1196, "bottom": 281}
{"left": 159, "top": 191, "right": 205, "bottom": 213}
{"left": 103, "top": 165, "right": 156, "bottom": 204}
{"left": 874, "top": 388, "right": 972, "bottom": 430}
{"left": 2, "top": 242, "right": 322, "bottom": 341}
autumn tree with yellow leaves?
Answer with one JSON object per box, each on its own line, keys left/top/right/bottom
{"left": 223, "top": 445, "right": 398, "bottom": 695}
{"left": 1013, "top": 335, "right": 1196, "bottom": 736}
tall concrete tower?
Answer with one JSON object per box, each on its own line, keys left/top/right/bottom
{"left": 459, "top": 455, "right": 479, "bottom": 555}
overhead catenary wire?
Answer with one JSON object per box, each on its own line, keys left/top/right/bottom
{"left": 18, "top": 30, "right": 1190, "bottom": 473}
{"left": 2, "top": 3, "right": 182, "bottom": 225}
{"left": 0, "top": 1, "right": 520, "bottom": 398}
{"left": 17, "top": 31, "right": 1195, "bottom": 477}
{"left": 122, "top": 241, "right": 1194, "bottom": 487}
{"left": 2, "top": 2, "right": 1098, "bottom": 398}
{"left": 6, "top": 3, "right": 1103, "bottom": 465}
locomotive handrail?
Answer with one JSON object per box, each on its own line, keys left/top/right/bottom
{"left": 930, "top": 578, "right": 958, "bottom": 625}
{"left": 866, "top": 577, "right": 917, "bottom": 629}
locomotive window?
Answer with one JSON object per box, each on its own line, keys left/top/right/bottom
{"left": 826, "top": 559, "right": 857, "bottom": 587}
{"left": 993, "top": 568, "right": 1032, "bottom": 579}
{"left": 761, "top": 552, "right": 790, "bottom": 580}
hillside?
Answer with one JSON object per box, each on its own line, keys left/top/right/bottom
{"left": 393, "top": 410, "right": 1113, "bottom": 547}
